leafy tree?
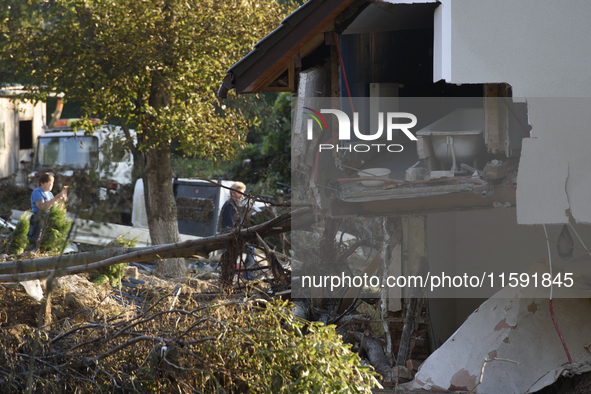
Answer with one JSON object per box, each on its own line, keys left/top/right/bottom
{"left": 229, "top": 92, "right": 292, "bottom": 195}
{"left": 0, "top": 0, "right": 292, "bottom": 276}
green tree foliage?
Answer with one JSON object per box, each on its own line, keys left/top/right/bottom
{"left": 5, "top": 211, "right": 30, "bottom": 255}
{"left": 91, "top": 234, "right": 138, "bottom": 287}
{"left": 0, "top": 299, "right": 381, "bottom": 392}
{"left": 0, "top": 0, "right": 294, "bottom": 275}
{"left": 0, "top": 0, "right": 289, "bottom": 157}
{"left": 203, "top": 300, "right": 381, "bottom": 393}
{"left": 230, "top": 93, "right": 292, "bottom": 194}
{"left": 170, "top": 155, "right": 230, "bottom": 179}
{"left": 39, "top": 202, "right": 71, "bottom": 254}
{"left": 0, "top": 0, "right": 291, "bottom": 159}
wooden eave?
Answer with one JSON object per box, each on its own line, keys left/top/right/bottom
{"left": 220, "top": 0, "right": 358, "bottom": 97}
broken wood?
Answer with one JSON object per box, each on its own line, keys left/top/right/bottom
{"left": 329, "top": 184, "right": 516, "bottom": 217}
{"left": 0, "top": 208, "right": 312, "bottom": 282}
{"left": 396, "top": 296, "right": 418, "bottom": 367}
{"left": 255, "top": 232, "right": 289, "bottom": 285}
{"left": 396, "top": 257, "right": 428, "bottom": 367}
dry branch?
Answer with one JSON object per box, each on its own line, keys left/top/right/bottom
{"left": 255, "top": 232, "right": 289, "bottom": 284}
{"left": 0, "top": 208, "right": 312, "bottom": 282}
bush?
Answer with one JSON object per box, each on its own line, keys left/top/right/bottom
{"left": 0, "top": 298, "right": 381, "bottom": 393}
{"left": 91, "top": 234, "right": 138, "bottom": 287}
{"left": 39, "top": 202, "right": 71, "bottom": 254}
{"left": 145, "top": 300, "right": 382, "bottom": 393}
{"left": 5, "top": 211, "right": 30, "bottom": 255}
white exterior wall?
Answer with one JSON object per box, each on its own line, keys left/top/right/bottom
{"left": 427, "top": 208, "right": 591, "bottom": 341}
{"left": 0, "top": 98, "right": 46, "bottom": 180}
{"left": 432, "top": 0, "right": 591, "bottom": 224}
{"left": 0, "top": 98, "right": 18, "bottom": 178}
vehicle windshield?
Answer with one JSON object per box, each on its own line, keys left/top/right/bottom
{"left": 33, "top": 136, "right": 99, "bottom": 170}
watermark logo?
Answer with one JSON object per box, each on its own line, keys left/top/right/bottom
{"left": 304, "top": 108, "right": 417, "bottom": 153}
{"left": 303, "top": 107, "right": 328, "bottom": 139}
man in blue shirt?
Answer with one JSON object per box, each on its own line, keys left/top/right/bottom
{"left": 28, "top": 173, "right": 67, "bottom": 248}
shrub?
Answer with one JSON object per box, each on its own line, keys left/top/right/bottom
{"left": 5, "top": 211, "right": 30, "bottom": 255}
{"left": 39, "top": 202, "right": 72, "bottom": 254}
{"left": 91, "top": 234, "right": 138, "bottom": 287}
{"left": 0, "top": 296, "right": 382, "bottom": 393}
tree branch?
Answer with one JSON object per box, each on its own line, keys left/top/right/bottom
{"left": 0, "top": 208, "right": 312, "bottom": 282}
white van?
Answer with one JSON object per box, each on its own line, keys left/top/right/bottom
{"left": 29, "top": 121, "right": 134, "bottom": 189}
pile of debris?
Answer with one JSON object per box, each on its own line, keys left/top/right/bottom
{"left": 0, "top": 270, "right": 381, "bottom": 393}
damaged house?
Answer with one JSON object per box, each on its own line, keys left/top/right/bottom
{"left": 220, "top": 0, "right": 591, "bottom": 392}
{"left": 0, "top": 86, "right": 46, "bottom": 184}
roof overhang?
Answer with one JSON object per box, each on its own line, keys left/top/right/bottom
{"left": 218, "top": 0, "right": 360, "bottom": 98}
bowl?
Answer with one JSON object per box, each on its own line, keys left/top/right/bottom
{"left": 357, "top": 168, "right": 391, "bottom": 186}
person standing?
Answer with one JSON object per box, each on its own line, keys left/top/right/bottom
{"left": 219, "top": 181, "right": 255, "bottom": 279}
{"left": 220, "top": 182, "right": 246, "bottom": 231}
{"left": 28, "top": 173, "right": 67, "bottom": 247}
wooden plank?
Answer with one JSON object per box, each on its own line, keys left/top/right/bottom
{"left": 259, "top": 59, "right": 294, "bottom": 92}
{"left": 339, "top": 181, "right": 486, "bottom": 202}
{"left": 329, "top": 184, "right": 516, "bottom": 217}
{"left": 484, "top": 84, "right": 500, "bottom": 153}
{"left": 406, "top": 216, "right": 427, "bottom": 289}
{"left": 499, "top": 85, "right": 510, "bottom": 156}
{"left": 388, "top": 243, "right": 402, "bottom": 312}
{"left": 330, "top": 40, "right": 340, "bottom": 129}
{"left": 300, "top": 32, "right": 324, "bottom": 57}
{"left": 484, "top": 84, "right": 509, "bottom": 155}
{"left": 396, "top": 257, "right": 427, "bottom": 367}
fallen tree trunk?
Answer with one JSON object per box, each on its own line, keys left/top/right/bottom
{"left": 0, "top": 208, "right": 312, "bottom": 282}
{"left": 351, "top": 331, "right": 392, "bottom": 378}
